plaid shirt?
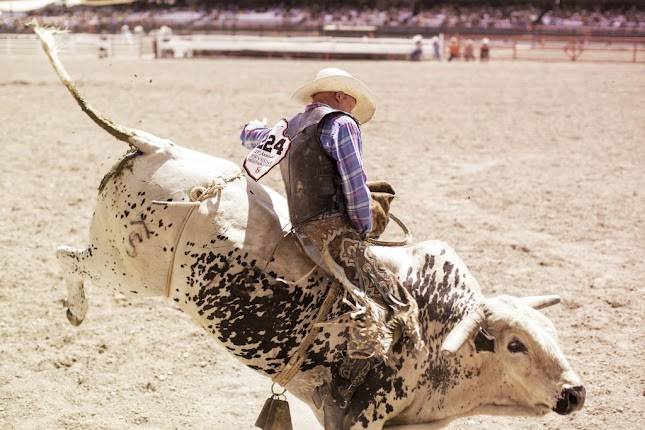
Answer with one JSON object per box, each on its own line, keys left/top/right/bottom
{"left": 241, "top": 103, "right": 372, "bottom": 234}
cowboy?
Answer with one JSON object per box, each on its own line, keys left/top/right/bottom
{"left": 240, "top": 68, "right": 422, "bottom": 428}
{"left": 410, "top": 34, "right": 423, "bottom": 61}
{"left": 448, "top": 36, "right": 461, "bottom": 61}
{"left": 480, "top": 38, "right": 490, "bottom": 62}
{"left": 464, "top": 39, "right": 476, "bottom": 61}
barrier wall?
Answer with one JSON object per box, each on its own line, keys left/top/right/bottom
{"left": 0, "top": 33, "right": 152, "bottom": 57}
{"left": 150, "top": 33, "right": 645, "bottom": 63}
{"left": 1, "top": 32, "right": 643, "bottom": 63}
{"left": 153, "top": 34, "right": 442, "bottom": 60}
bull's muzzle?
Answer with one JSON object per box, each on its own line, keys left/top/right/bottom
{"left": 554, "top": 385, "right": 586, "bottom": 415}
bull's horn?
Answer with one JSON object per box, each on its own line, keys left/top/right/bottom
{"left": 521, "top": 295, "right": 561, "bottom": 310}
{"left": 29, "top": 21, "right": 170, "bottom": 154}
{"left": 440, "top": 307, "right": 486, "bottom": 356}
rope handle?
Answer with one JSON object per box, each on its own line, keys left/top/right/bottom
{"left": 366, "top": 212, "right": 412, "bottom": 247}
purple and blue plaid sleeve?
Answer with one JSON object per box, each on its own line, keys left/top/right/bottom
{"left": 319, "top": 115, "right": 372, "bottom": 234}
{"left": 240, "top": 125, "right": 271, "bottom": 150}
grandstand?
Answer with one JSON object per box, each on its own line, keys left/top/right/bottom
{"left": 1, "top": 1, "right": 644, "bottom": 36}
{"left": 1, "top": 1, "right": 644, "bottom": 62}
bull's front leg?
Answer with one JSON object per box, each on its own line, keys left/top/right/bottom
{"left": 56, "top": 246, "right": 90, "bottom": 326}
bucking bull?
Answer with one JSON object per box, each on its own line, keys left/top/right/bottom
{"left": 33, "top": 25, "right": 585, "bottom": 430}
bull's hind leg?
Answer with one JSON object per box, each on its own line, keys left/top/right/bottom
{"left": 56, "top": 245, "right": 91, "bottom": 326}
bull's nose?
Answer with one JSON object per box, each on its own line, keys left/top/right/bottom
{"left": 554, "top": 385, "right": 586, "bottom": 415}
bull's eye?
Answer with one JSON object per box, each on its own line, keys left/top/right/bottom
{"left": 507, "top": 340, "right": 528, "bottom": 354}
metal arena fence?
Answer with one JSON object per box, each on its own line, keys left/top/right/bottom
{"left": 471, "top": 35, "right": 645, "bottom": 63}
{"left": 1, "top": 32, "right": 643, "bottom": 63}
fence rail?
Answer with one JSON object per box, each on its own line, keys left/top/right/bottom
{"left": 1, "top": 32, "right": 643, "bottom": 63}
{"left": 0, "top": 33, "right": 152, "bottom": 57}
{"left": 468, "top": 35, "right": 645, "bottom": 63}
{"left": 154, "top": 34, "right": 441, "bottom": 60}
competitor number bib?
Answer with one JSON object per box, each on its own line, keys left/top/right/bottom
{"left": 243, "top": 119, "right": 291, "bottom": 181}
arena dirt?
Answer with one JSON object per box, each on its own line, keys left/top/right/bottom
{"left": 0, "top": 56, "right": 643, "bottom": 429}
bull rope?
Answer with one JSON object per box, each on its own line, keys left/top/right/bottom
{"left": 366, "top": 213, "right": 412, "bottom": 247}
{"left": 272, "top": 283, "right": 339, "bottom": 387}
{"left": 153, "top": 172, "right": 244, "bottom": 298}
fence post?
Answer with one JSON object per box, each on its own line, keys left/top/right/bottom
{"left": 512, "top": 39, "right": 517, "bottom": 60}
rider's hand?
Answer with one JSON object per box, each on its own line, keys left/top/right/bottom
{"left": 368, "top": 183, "right": 396, "bottom": 239}
{"left": 245, "top": 118, "right": 268, "bottom": 131}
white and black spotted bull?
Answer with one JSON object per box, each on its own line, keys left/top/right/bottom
{"left": 34, "top": 26, "right": 585, "bottom": 430}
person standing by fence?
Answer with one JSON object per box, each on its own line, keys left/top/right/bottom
{"left": 448, "top": 36, "right": 460, "bottom": 61}
{"left": 464, "top": 39, "right": 475, "bottom": 61}
{"left": 431, "top": 36, "right": 441, "bottom": 60}
{"left": 480, "top": 38, "right": 490, "bottom": 61}
{"left": 410, "top": 34, "right": 423, "bottom": 61}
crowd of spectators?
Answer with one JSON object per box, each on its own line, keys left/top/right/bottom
{"left": 2, "top": 3, "right": 644, "bottom": 34}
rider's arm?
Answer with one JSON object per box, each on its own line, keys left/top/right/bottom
{"left": 319, "top": 115, "right": 373, "bottom": 235}
{"left": 240, "top": 121, "right": 270, "bottom": 149}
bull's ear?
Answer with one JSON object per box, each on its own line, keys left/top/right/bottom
{"left": 474, "top": 328, "right": 496, "bottom": 353}
{"left": 521, "top": 295, "right": 561, "bottom": 310}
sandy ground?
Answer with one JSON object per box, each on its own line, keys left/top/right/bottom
{"left": 0, "top": 55, "right": 644, "bottom": 430}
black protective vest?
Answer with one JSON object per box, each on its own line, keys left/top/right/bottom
{"left": 280, "top": 106, "right": 358, "bottom": 226}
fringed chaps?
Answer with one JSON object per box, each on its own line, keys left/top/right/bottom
{"left": 294, "top": 216, "right": 423, "bottom": 364}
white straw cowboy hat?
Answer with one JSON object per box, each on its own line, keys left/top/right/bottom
{"left": 292, "top": 68, "right": 376, "bottom": 124}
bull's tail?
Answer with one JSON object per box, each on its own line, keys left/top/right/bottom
{"left": 29, "top": 21, "right": 173, "bottom": 154}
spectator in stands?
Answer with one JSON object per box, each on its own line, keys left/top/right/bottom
{"left": 2, "top": 2, "right": 644, "bottom": 34}
{"left": 480, "top": 38, "right": 490, "bottom": 61}
{"left": 448, "top": 36, "right": 460, "bottom": 61}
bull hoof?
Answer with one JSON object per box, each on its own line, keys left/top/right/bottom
{"left": 66, "top": 309, "right": 84, "bottom": 326}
